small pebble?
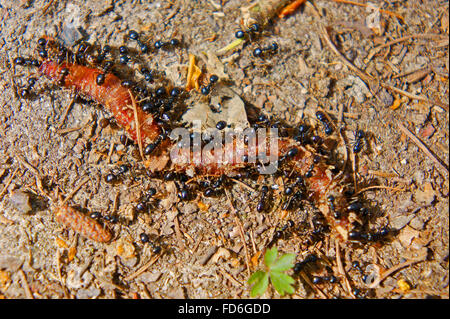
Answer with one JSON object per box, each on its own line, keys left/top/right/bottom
{"left": 9, "top": 190, "right": 32, "bottom": 214}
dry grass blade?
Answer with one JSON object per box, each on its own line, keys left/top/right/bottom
{"left": 129, "top": 89, "right": 144, "bottom": 160}
{"left": 383, "top": 84, "right": 448, "bottom": 112}
{"left": 368, "top": 254, "right": 427, "bottom": 289}
{"left": 335, "top": 239, "right": 355, "bottom": 298}
{"left": 124, "top": 254, "right": 162, "bottom": 281}
{"left": 0, "top": 167, "right": 19, "bottom": 200}
{"left": 225, "top": 189, "right": 251, "bottom": 277}
{"left": 332, "top": 0, "right": 405, "bottom": 21}
{"left": 397, "top": 121, "right": 449, "bottom": 175}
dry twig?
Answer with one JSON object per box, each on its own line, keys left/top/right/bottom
{"left": 129, "top": 89, "right": 144, "bottom": 160}
{"left": 225, "top": 189, "right": 251, "bottom": 277}
{"left": 397, "top": 121, "right": 449, "bottom": 174}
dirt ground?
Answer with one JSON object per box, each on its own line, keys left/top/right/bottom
{"left": 0, "top": 0, "right": 448, "bottom": 299}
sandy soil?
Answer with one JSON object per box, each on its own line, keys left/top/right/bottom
{"left": 0, "top": 0, "right": 448, "bottom": 299}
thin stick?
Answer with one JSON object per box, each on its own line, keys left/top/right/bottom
{"left": 351, "top": 149, "right": 358, "bottom": 192}
{"left": 335, "top": 239, "right": 355, "bottom": 298}
{"left": 225, "top": 189, "right": 251, "bottom": 277}
{"left": 56, "top": 124, "right": 87, "bottom": 135}
{"left": 321, "top": 23, "right": 375, "bottom": 85}
{"left": 129, "top": 89, "right": 144, "bottom": 160}
{"left": 40, "top": 0, "right": 56, "bottom": 16}
{"left": 374, "top": 33, "right": 448, "bottom": 51}
{"left": 367, "top": 33, "right": 450, "bottom": 70}
{"left": 0, "top": 167, "right": 19, "bottom": 200}
{"left": 112, "top": 191, "right": 119, "bottom": 213}
{"left": 18, "top": 269, "right": 34, "bottom": 299}
{"left": 173, "top": 212, "right": 186, "bottom": 251}
{"left": 332, "top": 0, "right": 404, "bottom": 21}
{"left": 60, "top": 177, "right": 91, "bottom": 206}
{"left": 219, "top": 269, "right": 244, "bottom": 287}
{"left": 305, "top": 1, "right": 374, "bottom": 85}
{"left": 55, "top": 249, "right": 69, "bottom": 298}
{"left": 106, "top": 140, "right": 115, "bottom": 165}
{"left": 15, "top": 153, "right": 51, "bottom": 201}
{"left": 124, "top": 254, "right": 162, "bottom": 281}
{"left": 57, "top": 91, "right": 77, "bottom": 130}
{"left": 368, "top": 257, "right": 426, "bottom": 289}
{"left": 299, "top": 271, "right": 328, "bottom": 299}
{"left": 355, "top": 185, "right": 406, "bottom": 196}
{"left": 249, "top": 228, "right": 257, "bottom": 255}
{"left": 327, "top": 110, "right": 359, "bottom": 120}
{"left": 337, "top": 103, "right": 345, "bottom": 125}
{"left": 406, "top": 289, "right": 449, "bottom": 298}
{"left": 397, "top": 121, "right": 448, "bottom": 174}
{"left": 383, "top": 84, "right": 448, "bottom": 112}
{"left": 230, "top": 177, "right": 256, "bottom": 192}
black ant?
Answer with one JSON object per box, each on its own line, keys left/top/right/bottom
{"left": 348, "top": 226, "right": 390, "bottom": 243}
{"left": 312, "top": 275, "right": 338, "bottom": 284}
{"left": 127, "top": 30, "right": 149, "bottom": 54}
{"left": 144, "top": 134, "right": 164, "bottom": 155}
{"left": 293, "top": 254, "right": 318, "bottom": 273}
{"left": 135, "top": 187, "right": 157, "bottom": 213}
{"left": 327, "top": 195, "right": 342, "bottom": 219}
{"left": 294, "top": 124, "right": 311, "bottom": 144}
{"left": 253, "top": 42, "right": 279, "bottom": 58}
{"left": 176, "top": 180, "right": 192, "bottom": 201}
{"left": 88, "top": 210, "right": 118, "bottom": 224}
{"left": 139, "top": 232, "right": 162, "bottom": 254}
{"left": 352, "top": 130, "right": 365, "bottom": 154}
{"left": 272, "top": 220, "right": 295, "bottom": 242}
{"left": 234, "top": 23, "right": 261, "bottom": 40}
{"left": 104, "top": 164, "right": 130, "bottom": 184}
{"left": 140, "top": 67, "right": 155, "bottom": 83}
{"left": 316, "top": 111, "right": 333, "bottom": 135}
{"left": 256, "top": 185, "right": 269, "bottom": 212}
{"left": 200, "top": 74, "right": 219, "bottom": 95}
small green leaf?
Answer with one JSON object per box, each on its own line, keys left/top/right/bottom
{"left": 248, "top": 271, "right": 269, "bottom": 297}
{"left": 269, "top": 253, "right": 296, "bottom": 272}
{"left": 270, "top": 271, "right": 295, "bottom": 296}
{"left": 264, "top": 247, "right": 278, "bottom": 267}
{"left": 248, "top": 270, "right": 265, "bottom": 285}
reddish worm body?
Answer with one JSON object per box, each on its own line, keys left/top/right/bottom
{"left": 39, "top": 60, "right": 162, "bottom": 146}
{"left": 38, "top": 53, "right": 355, "bottom": 241}
{"left": 55, "top": 205, "right": 112, "bottom": 243}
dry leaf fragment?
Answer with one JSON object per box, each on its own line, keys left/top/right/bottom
{"left": 201, "top": 51, "right": 229, "bottom": 80}
{"left": 398, "top": 225, "right": 420, "bottom": 248}
{"left": 0, "top": 270, "right": 11, "bottom": 289}
{"left": 397, "top": 278, "right": 411, "bottom": 293}
{"left": 297, "top": 55, "right": 312, "bottom": 76}
{"left": 419, "top": 123, "right": 436, "bottom": 139}
{"left": 115, "top": 238, "right": 136, "bottom": 259}
{"left": 186, "top": 54, "right": 202, "bottom": 91}
{"left": 197, "top": 201, "right": 210, "bottom": 212}
{"left": 209, "top": 247, "right": 231, "bottom": 264}
{"left": 250, "top": 251, "right": 262, "bottom": 268}
{"left": 55, "top": 237, "right": 69, "bottom": 249}
{"left": 68, "top": 246, "right": 77, "bottom": 262}
{"left": 414, "top": 182, "right": 436, "bottom": 205}
{"left": 390, "top": 97, "right": 402, "bottom": 110}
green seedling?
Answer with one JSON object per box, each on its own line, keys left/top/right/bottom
{"left": 248, "top": 247, "right": 296, "bottom": 297}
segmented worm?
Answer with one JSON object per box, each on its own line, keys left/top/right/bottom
{"left": 55, "top": 205, "right": 112, "bottom": 243}
{"left": 39, "top": 60, "right": 162, "bottom": 146}
{"left": 35, "top": 40, "right": 372, "bottom": 243}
